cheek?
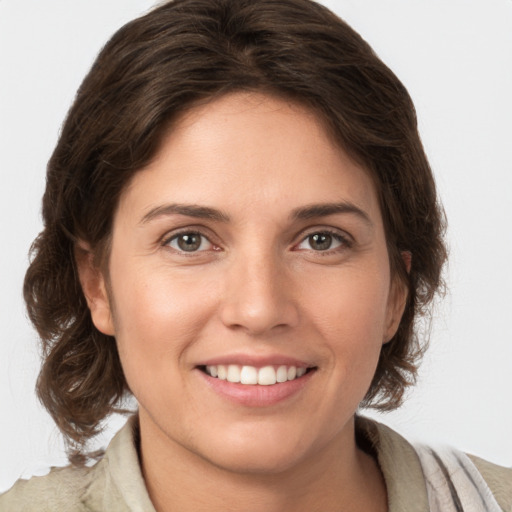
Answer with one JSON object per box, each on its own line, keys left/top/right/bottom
{"left": 300, "top": 264, "right": 391, "bottom": 391}
{"left": 303, "top": 264, "right": 391, "bottom": 342}
{"left": 108, "top": 260, "right": 218, "bottom": 380}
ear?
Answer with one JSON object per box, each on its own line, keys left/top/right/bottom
{"left": 75, "top": 242, "right": 115, "bottom": 336}
{"left": 383, "top": 251, "right": 411, "bottom": 343}
{"left": 401, "top": 250, "right": 412, "bottom": 274}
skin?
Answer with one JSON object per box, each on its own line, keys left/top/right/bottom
{"left": 79, "top": 92, "right": 407, "bottom": 512}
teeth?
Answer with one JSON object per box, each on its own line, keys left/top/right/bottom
{"left": 217, "top": 365, "right": 227, "bottom": 380}
{"left": 240, "top": 365, "right": 258, "bottom": 385}
{"left": 276, "top": 365, "right": 288, "bottom": 383}
{"left": 258, "top": 366, "right": 277, "bottom": 385}
{"left": 204, "top": 364, "right": 310, "bottom": 385}
{"left": 227, "top": 365, "right": 241, "bottom": 383}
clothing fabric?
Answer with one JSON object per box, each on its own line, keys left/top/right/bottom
{"left": 415, "top": 444, "right": 502, "bottom": 512}
{"left": 1, "top": 415, "right": 510, "bottom": 511}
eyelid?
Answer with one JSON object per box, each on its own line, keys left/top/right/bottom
{"left": 161, "top": 228, "right": 219, "bottom": 253}
{"left": 159, "top": 225, "right": 353, "bottom": 253}
{"left": 293, "top": 227, "right": 353, "bottom": 251}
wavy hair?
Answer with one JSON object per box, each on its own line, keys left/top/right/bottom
{"left": 24, "top": 0, "right": 447, "bottom": 458}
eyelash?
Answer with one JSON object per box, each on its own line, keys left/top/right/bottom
{"left": 161, "top": 227, "right": 352, "bottom": 256}
{"left": 161, "top": 230, "right": 217, "bottom": 253}
{"left": 295, "top": 229, "right": 352, "bottom": 254}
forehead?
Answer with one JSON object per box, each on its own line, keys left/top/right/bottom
{"left": 118, "top": 92, "right": 381, "bottom": 225}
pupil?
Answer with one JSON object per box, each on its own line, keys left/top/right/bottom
{"left": 178, "top": 234, "right": 201, "bottom": 251}
{"left": 310, "top": 233, "right": 332, "bottom": 251}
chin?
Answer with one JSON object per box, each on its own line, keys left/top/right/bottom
{"left": 191, "top": 426, "right": 318, "bottom": 476}
{"left": 203, "top": 447, "right": 308, "bottom": 476}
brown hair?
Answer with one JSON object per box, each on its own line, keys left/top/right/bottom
{"left": 24, "top": 0, "right": 446, "bottom": 457}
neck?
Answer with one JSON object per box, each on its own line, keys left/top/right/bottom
{"left": 138, "top": 413, "right": 387, "bottom": 512}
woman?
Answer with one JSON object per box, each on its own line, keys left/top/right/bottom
{"left": 1, "top": 0, "right": 510, "bottom": 510}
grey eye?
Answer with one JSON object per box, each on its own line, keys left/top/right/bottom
{"left": 168, "top": 233, "right": 211, "bottom": 252}
{"left": 308, "top": 233, "right": 333, "bottom": 251}
{"left": 178, "top": 234, "right": 201, "bottom": 251}
{"left": 296, "top": 232, "right": 345, "bottom": 252}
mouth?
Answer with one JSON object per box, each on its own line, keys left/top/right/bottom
{"left": 196, "top": 360, "right": 317, "bottom": 406}
{"left": 198, "top": 364, "right": 316, "bottom": 385}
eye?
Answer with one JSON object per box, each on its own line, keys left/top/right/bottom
{"left": 165, "top": 232, "right": 214, "bottom": 252}
{"left": 296, "top": 231, "right": 348, "bottom": 251}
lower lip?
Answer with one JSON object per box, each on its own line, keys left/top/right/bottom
{"left": 197, "top": 369, "right": 315, "bottom": 407}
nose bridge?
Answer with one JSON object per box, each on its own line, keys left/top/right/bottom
{"left": 219, "top": 242, "right": 298, "bottom": 334}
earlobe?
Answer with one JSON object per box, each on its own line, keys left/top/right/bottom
{"left": 402, "top": 250, "right": 412, "bottom": 274}
{"left": 384, "top": 252, "right": 411, "bottom": 344}
{"left": 384, "top": 277, "right": 408, "bottom": 343}
{"left": 75, "top": 242, "right": 115, "bottom": 336}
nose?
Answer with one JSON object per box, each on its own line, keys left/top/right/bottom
{"left": 219, "top": 250, "right": 300, "bottom": 336}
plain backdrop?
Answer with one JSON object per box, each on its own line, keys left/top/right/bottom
{"left": 1, "top": 0, "right": 511, "bottom": 493}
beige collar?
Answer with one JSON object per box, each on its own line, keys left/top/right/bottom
{"left": 356, "top": 416, "right": 430, "bottom": 512}
{"left": 83, "top": 415, "right": 430, "bottom": 512}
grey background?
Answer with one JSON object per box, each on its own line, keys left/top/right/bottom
{"left": 1, "top": 0, "right": 511, "bottom": 492}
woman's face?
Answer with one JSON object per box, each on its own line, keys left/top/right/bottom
{"left": 88, "top": 92, "right": 406, "bottom": 474}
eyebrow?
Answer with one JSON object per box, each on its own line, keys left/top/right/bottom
{"left": 290, "top": 202, "right": 373, "bottom": 226}
{"left": 139, "top": 201, "right": 372, "bottom": 226}
{"left": 140, "top": 203, "right": 230, "bottom": 224}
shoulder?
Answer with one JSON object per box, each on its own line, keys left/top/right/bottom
{"left": 468, "top": 454, "right": 512, "bottom": 511}
{"left": 357, "top": 416, "right": 512, "bottom": 512}
{"left": 0, "top": 416, "right": 154, "bottom": 512}
{"left": 0, "top": 463, "right": 98, "bottom": 512}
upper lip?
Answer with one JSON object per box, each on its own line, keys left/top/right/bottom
{"left": 196, "top": 354, "right": 315, "bottom": 368}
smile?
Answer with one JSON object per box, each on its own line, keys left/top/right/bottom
{"left": 203, "top": 364, "right": 310, "bottom": 385}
